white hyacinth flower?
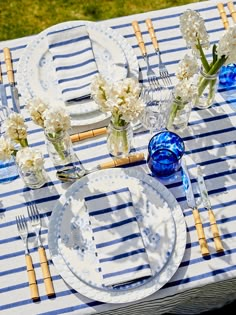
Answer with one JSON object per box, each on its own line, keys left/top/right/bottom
{"left": 16, "top": 147, "right": 44, "bottom": 173}
{"left": 174, "top": 78, "right": 197, "bottom": 103}
{"left": 217, "top": 25, "right": 236, "bottom": 65}
{"left": 179, "top": 9, "right": 210, "bottom": 55}
{"left": 26, "top": 98, "right": 49, "bottom": 127}
{"left": 90, "top": 74, "right": 111, "bottom": 112}
{"left": 176, "top": 54, "right": 199, "bottom": 80}
{"left": 5, "top": 113, "right": 28, "bottom": 147}
{"left": 0, "top": 137, "right": 15, "bottom": 161}
{"left": 43, "top": 106, "right": 71, "bottom": 134}
{"left": 91, "top": 75, "right": 144, "bottom": 125}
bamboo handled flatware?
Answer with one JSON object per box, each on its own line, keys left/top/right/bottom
{"left": 197, "top": 166, "right": 224, "bottom": 253}
{"left": 57, "top": 152, "right": 145, "bottom": 182}
{"left": 217, "top": 3, "right": 230, "bottom": 29}
{"left": 181, "top": 159, "right": 210, "bottom": 256}
{"left": 145, "top": 18, "right": 172, "bottom": 86}
{"left": 27, "top": 203, "right": 55, "bottom": 297}
{"left": 16, "top": 215, "right": 40, "bottom": 301}
{"left": 3, "top": 47, "right": 21, "bottom": 113}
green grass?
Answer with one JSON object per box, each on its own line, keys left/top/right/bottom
{"left": 0, "top": 0, "right": 204, "bottom": 41}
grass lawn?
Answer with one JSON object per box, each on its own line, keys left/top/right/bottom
{"left": 0, "top": 0, "right": 204, "bottom": 41}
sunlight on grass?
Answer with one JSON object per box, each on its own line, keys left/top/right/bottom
{"left": 0, "top": 0, "right": 204, "bottom": 40}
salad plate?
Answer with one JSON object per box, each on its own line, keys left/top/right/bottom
{"left": 48, "top": 168, "right": 186, "bottom": 303}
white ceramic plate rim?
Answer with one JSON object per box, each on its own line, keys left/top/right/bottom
{"left": 17, "top": 21, "right": 139, "bottom": 126}
{"left": 48, "top": 168, "right": 186, "bottom": 304}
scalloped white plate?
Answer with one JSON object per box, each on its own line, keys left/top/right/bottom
{"left": 48, "top": 168, "right": 186, "bottom": 303}
{"left": 17, "top": 21, "right": 139, "bottom": 125}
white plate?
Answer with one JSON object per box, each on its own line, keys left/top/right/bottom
{"left": 57, "top": 169, "right": 176, "bottom": 292}
{"left": 48, "top": 168, "right": 186, "bottom": 303}
{"left": 17, "top": 21, "right": 139, "bottom": 125}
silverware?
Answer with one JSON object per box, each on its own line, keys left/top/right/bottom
{"left": 217, "top": 3, "right": 229, "bottom": 29}
{"left": 70, "top": 127, "right": 107, "bottom": 143}
{"left": 227, "top": 1, "right": 236, "bottom": 23}
{"left": 0, "top": 61, "right": 8, "bottom": 107}
{"left": 197, "top": 166, "right": 224, "bottom": 252}
{"left": 16, "top": 215, "right": 39, "bottom": 301}
{"left": 27, "top": 203, "right": 55, "bottom": 297}
{"left": 181, "top": 159, "right": 210, "bottom": 256}
{"left": 3, "top": 47, "right": 20, "bottom": 113}
{"left": 57, "top": 152, "right": 145, "bottom": 182}
{"left": 145, "top": 18, "right": 172, "bottom": 87}
{"left": 131, "top": 20, "right": 162, "bottom": 91}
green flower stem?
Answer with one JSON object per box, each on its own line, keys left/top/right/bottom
{"left": 19, "top": 138, "right": 28, "bottom": 147}
{"left": 195, "top": 56, "right": 227, "bottom": 106}
{"left": 110, "top": 113, "right": 129, "bottom": 156}
{"left": 167, "top": 97, "right": 185, "bottom": 130}
{"left": 48, "top": 132, "right": 66, "bottom": 160}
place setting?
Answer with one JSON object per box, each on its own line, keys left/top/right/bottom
{"left": 1, "top": 2, "right": 235, "bottom": 313}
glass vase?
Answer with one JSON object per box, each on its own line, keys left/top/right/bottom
{"left": 167, "top": 95, "right": 192, "bottom": 131}
{"left": 107, "top": 120, "right": 133, "bottom": 157}
{"left": 17, "top": 166, "right": 47, "bottom": 189}
{"left": 194, "top": 67, "right": 219, "bottom": 109}
{"left": 45, "top": 130, "right": 75, "bottom": 166}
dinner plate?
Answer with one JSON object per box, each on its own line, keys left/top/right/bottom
{"left": 48, "top": 168, "right": 186, "bottom": 303}
{"left": 17, "top": 21, "right": 139, "bottom": 125}
{"left": 57, "top": 168, "right": 176, "bottom": 292}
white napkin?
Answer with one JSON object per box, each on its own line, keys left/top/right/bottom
{"left": 47, "top": 24, "right": 98, "bottom": 102}
{"left": 84, "top": 187, "right": 153, "bottom": 287}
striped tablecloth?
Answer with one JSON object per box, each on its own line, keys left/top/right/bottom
{"left": 1, "top": 0, "right": 236, "bottom": 314}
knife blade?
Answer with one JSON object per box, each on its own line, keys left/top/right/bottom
{"left": 3, "top": 47, "right": 20, "bottom": 113}
{"left": 0, "top": 62, "right": 8, "bottom": 107}
{"left": 181, "top": 159, "right": 210, "bottom": 256}
{"left": 197, "top": 166, "right": 224, "bottom": 252}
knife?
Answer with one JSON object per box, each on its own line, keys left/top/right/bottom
{"left": 197, "top": 166, "right": 224, "bottom": 252}
{"left": 3, "top": 47, "right": 21, "bottom": 113}
{"left": 0, "top": 62, "right": 8, "bottom": 107}
{"left": 181, "top": 159, "right": 210, "bottom": 256}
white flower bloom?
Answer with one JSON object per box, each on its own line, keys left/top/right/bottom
{"left": 5, "top": 113, "right": 28, "bottom": 144}
{"left": 176, "top": 54, "right": 199, "bottom": 80}
{"left": 0, "top": 137, "right": 14, "bottom": 161}
{"left": 90, "top": 74, "right": 111, "bottom": 112}
{"left": 91, "top": 75, "right": 143, "bottom": 124}
{"left": 43, "top": 106, "right": 71, "bottom": 133}
{"left": 174, "top": 78, "right": 197, "bottom": 103}
{"left": 179, "top": 9, "right": 210, "bottom": 55}
{"left": 16, "top": 147, "right": 44, "bottom": 172}
{"left": 217, "top": 25, "right": 236, "bottom": 65}
{"left": 26, "top": 98, "right": 49, "bottom": 127}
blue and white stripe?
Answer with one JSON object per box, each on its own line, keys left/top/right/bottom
{"left": 85, "top": 187, "right": 152, "bottom": 286}
{"left": 47, "top": 24, "right": 98, "bottom": 102}
{"left": 1, "top": 0, "right": 236, "bottom": 313}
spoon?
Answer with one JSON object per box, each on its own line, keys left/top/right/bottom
{"left": 56, "top": 153, "right": 145, "bottom": 182}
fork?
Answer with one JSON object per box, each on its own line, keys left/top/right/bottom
{"left": 27, "top": 203, "right": 55, "bottom": 297}
{"left": 132, "top": 20, "right": 163, "bottom": 92}
{"left": 16, "top": 215, "right": 39, "bottom": 301}
{"left": 145, "top": 19, "right": 172, "bottom": 87}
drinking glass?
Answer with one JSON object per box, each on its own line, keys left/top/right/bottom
{"left": 147, "top": 130, "right": 185, "bottom": 178}
{"left": 219, "top": 64, "right": 236, "bottom": 87}
{"left": 140, "top": 85, "right": 171, "bottom": 136}
{"left": 0, "top": 106, "right": 19, "bottom": 183}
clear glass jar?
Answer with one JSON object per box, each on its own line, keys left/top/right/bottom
{"left": 107, "top": 121, "right": 133, "bottom": 157}
{"left": 194, "top": 67, "right": 219, "bottom": 109}
{"left": 167, "top": 95, "right": 192, "bottom": 131}
{"left": 45, "top": 130, "right": 75, "bottom": 166}
{"left": 16, "top": 148, "right": 47, "bottom": 189}
{"left": 18, "top": 166, "right": 47, "bottom": 189}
